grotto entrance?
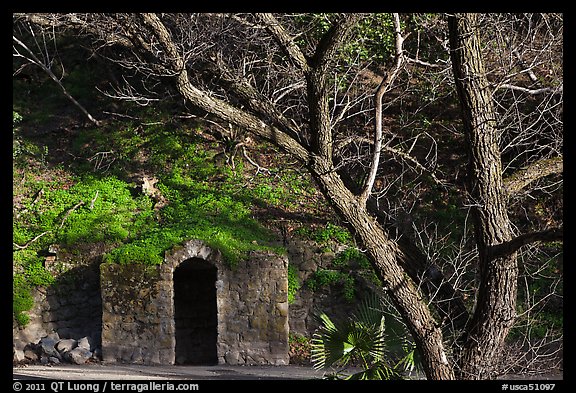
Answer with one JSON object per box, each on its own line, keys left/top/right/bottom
{"left": 173, "top": 258, "right": 218, "bottom": 365}
{"left": 100, "top": 239, "right": 289, "bottom": 365}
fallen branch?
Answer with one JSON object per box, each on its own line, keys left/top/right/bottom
{"left": 59, "top": 201, "right": 85, "bottom": 229}
{"left": 13, "top": 231, "right": 50, "bottom": 251}
{"left": 89, "top": 190, "right": 99, "bottom": 210}
{"left": 242, "top": 146, "right": 271, "bottom": 175}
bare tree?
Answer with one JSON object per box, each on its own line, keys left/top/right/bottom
{"left": 12, "top": 19, "right": 100, "bottom": 126}
{"left": 13, "top": 12, "right": 562, "bottom": 379}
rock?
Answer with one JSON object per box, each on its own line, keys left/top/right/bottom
{"left": 13, "top": 349, "right": 26, "bottom": 363}
{"left": 46, "top": 331, "right": 60, "bottom": 341}
{"left": 276, "top": 302, "right": 289, "bottom": 317}
{"left": 77, "top": 336, "right": 92, "bottom": 351}
{"left": 67, "top": 347, "right": 93, "bottom": 365}
{"left": 56, "top": 339, "right": 77, "bottom": 354}
{"left": 24, "top": 348, "right": 39, "bottom": 362}
{"left": 224, "top": 350, "right": 241, "bottom": 365}
{"left": 49, "top": 356, "right": 61, "bottom": 364}
{"left": 40, "top": 336, "right": 62, "bottom": 360}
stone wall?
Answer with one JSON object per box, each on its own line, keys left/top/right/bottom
{"left": 14, "top": 236, "right": 364, "bottom": 366}
{"left": 286, "top": 239, "right": 373, "bottom": 337}
{"left": 13, "top": 262, "right": 102, "bottom": 356}
{"left": 100, "top": 239, "right": 289, "bottom": 365}
{"left": 100, "top": 263, "right": 172, "bottom": 364}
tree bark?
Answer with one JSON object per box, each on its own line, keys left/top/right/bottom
{"left": 308, "top": 156, "right": 455, "bottom": 380}
{"left": 449, "top": 13, "right": 519, "bottom": 380}
{"left": 135, "top": 13, "right": 457, "bottom": 379}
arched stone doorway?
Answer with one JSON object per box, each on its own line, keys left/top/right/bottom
{"left": 100, "top": 239, "right": 289, "bottom": 365}
{"left": 174, "top": 258, "right": 218, "bottom": 364}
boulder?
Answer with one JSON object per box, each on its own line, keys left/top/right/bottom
{"left": 39, "top": 336, "right": 62, "bottom": 360}
{"left": 23, "top": 348, "right": 39, "bottom": 362}
{"left": 77, "top": 336, "right": 93, "bottom": 351}
{"left": 13, "top": 348, "right": 26, "bottom": 363}
{"left": 56, "top": 339, "right": 77, "bottom": 354}
{"left": 46, "top": 331, "right": 60, "bottom": 341}
{"left": 67, "top": 347, "right": 93, "bottom": 365}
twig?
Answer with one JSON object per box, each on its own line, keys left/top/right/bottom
{"left": 88, "top": 151, "right": 116, "bottom": 172}
{"left": 495, "top": 83, "right": 561, "bottom": 96}
{"left": 242, "top": 146, "right": 271, "bottom": 175}
{"left": 89, "top": 191, "right": 99, "bottom": 210}
{"left": 13, "top": 35, "right": 100, "bottom": 126}
{"left": 13, "top": 231, "right": 50, "bottom": 250}
{"left": 32, "top": 188, "right": 44, "bottom": 205}
{"left": 59, "top": 201, "right": 85, "bottom": 229}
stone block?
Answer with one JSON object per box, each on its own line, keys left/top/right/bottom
{"left": 67, "top": 347, "right": 92, "bottom": 364}
{"left": 13, "top": 349, "right": 26, "bottom": 363}
{"left": 40, "top": 336, "right": 61, "bottom": 360}
{"left": 77, "top": 336, "right": 92, "bottom": 351}
{"left": 56, "top": 339, "right": 77, "bottom": 354}
{"left": 276, "top": 302, "right": 289, "bottom": 318}
{"left": 24, "top": 348, "right": 39, "bottom": 362}
{"left": 159, "top": 349, "right": 174, "bottom": 365}
{"left": 224, "top": 350, "right": 241, "bottom": 365}
{"left": 130, "top": 347, "right": 144, "bottom": 363}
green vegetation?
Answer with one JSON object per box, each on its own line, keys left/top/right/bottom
{"left": 295, "top": 14, "right": 398, "bottom": 64}
{"left": 295, "top": 222, "right": 352, "bottom": 250}
{"left": 307, "top": 270, "right": 356, "bottom": 302}
{"left": 311, "top": 294, "right": 418, "bottom": 380}
{"left": 287, "top": 264, "right": 301, "bottom": 304}
{"left": 305, "top": 247, "right": 379, "bottom": 302}
{"left": 289, "top": 333, "right": 312, "bottom": 364}
{"left": 13, "top": 72, "right": 320, "bottom": 323}
{"left": 13, "top": 274, "right": 34, "bottom": 326}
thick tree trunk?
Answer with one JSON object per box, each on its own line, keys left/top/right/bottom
{"left": 139, "top": 12, "right": 457, "bottom": 379}
{"left": 449, "top": 13, "right": 519, "bottom": 379}
{"left": 309, "top": 156, "right": 455, "bottom": 380}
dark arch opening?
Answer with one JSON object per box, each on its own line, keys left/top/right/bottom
{"left": 174, "top": 258, "right": 218, "bottom": 365}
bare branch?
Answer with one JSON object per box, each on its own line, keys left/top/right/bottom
{"left": 488, "top": 227, "right": 563, "bottom": 260}
{"left": 242, "top": 145, "right": 271, "bottom": 175}
{"left": 196, "top": 56, "right": 302, "bottom": 140}
{"left": 13, "top": 34, "right": 101, "bottom": 126}
{"left": 256, "top": 13, "right": 310, "bottom": 73}
{"left": 504, "top": 156, "right": 563, "bottom": 197}
{"left": 13, "top": 231, "right": 50, "bottom": 251}
{"left": 137, "top": 13, "right": 311, "bottom": 163}
{"left": 495, "top": 83, "right": 562, "bottom": 96}
{"left": 359, "top": 13, "right": 405, "bottom": 205}
{"left": 59, "top": 201, "right": 85, "bottom": 229}
{"left": 89, "top": 191, "right": 99, "bottom": 210}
